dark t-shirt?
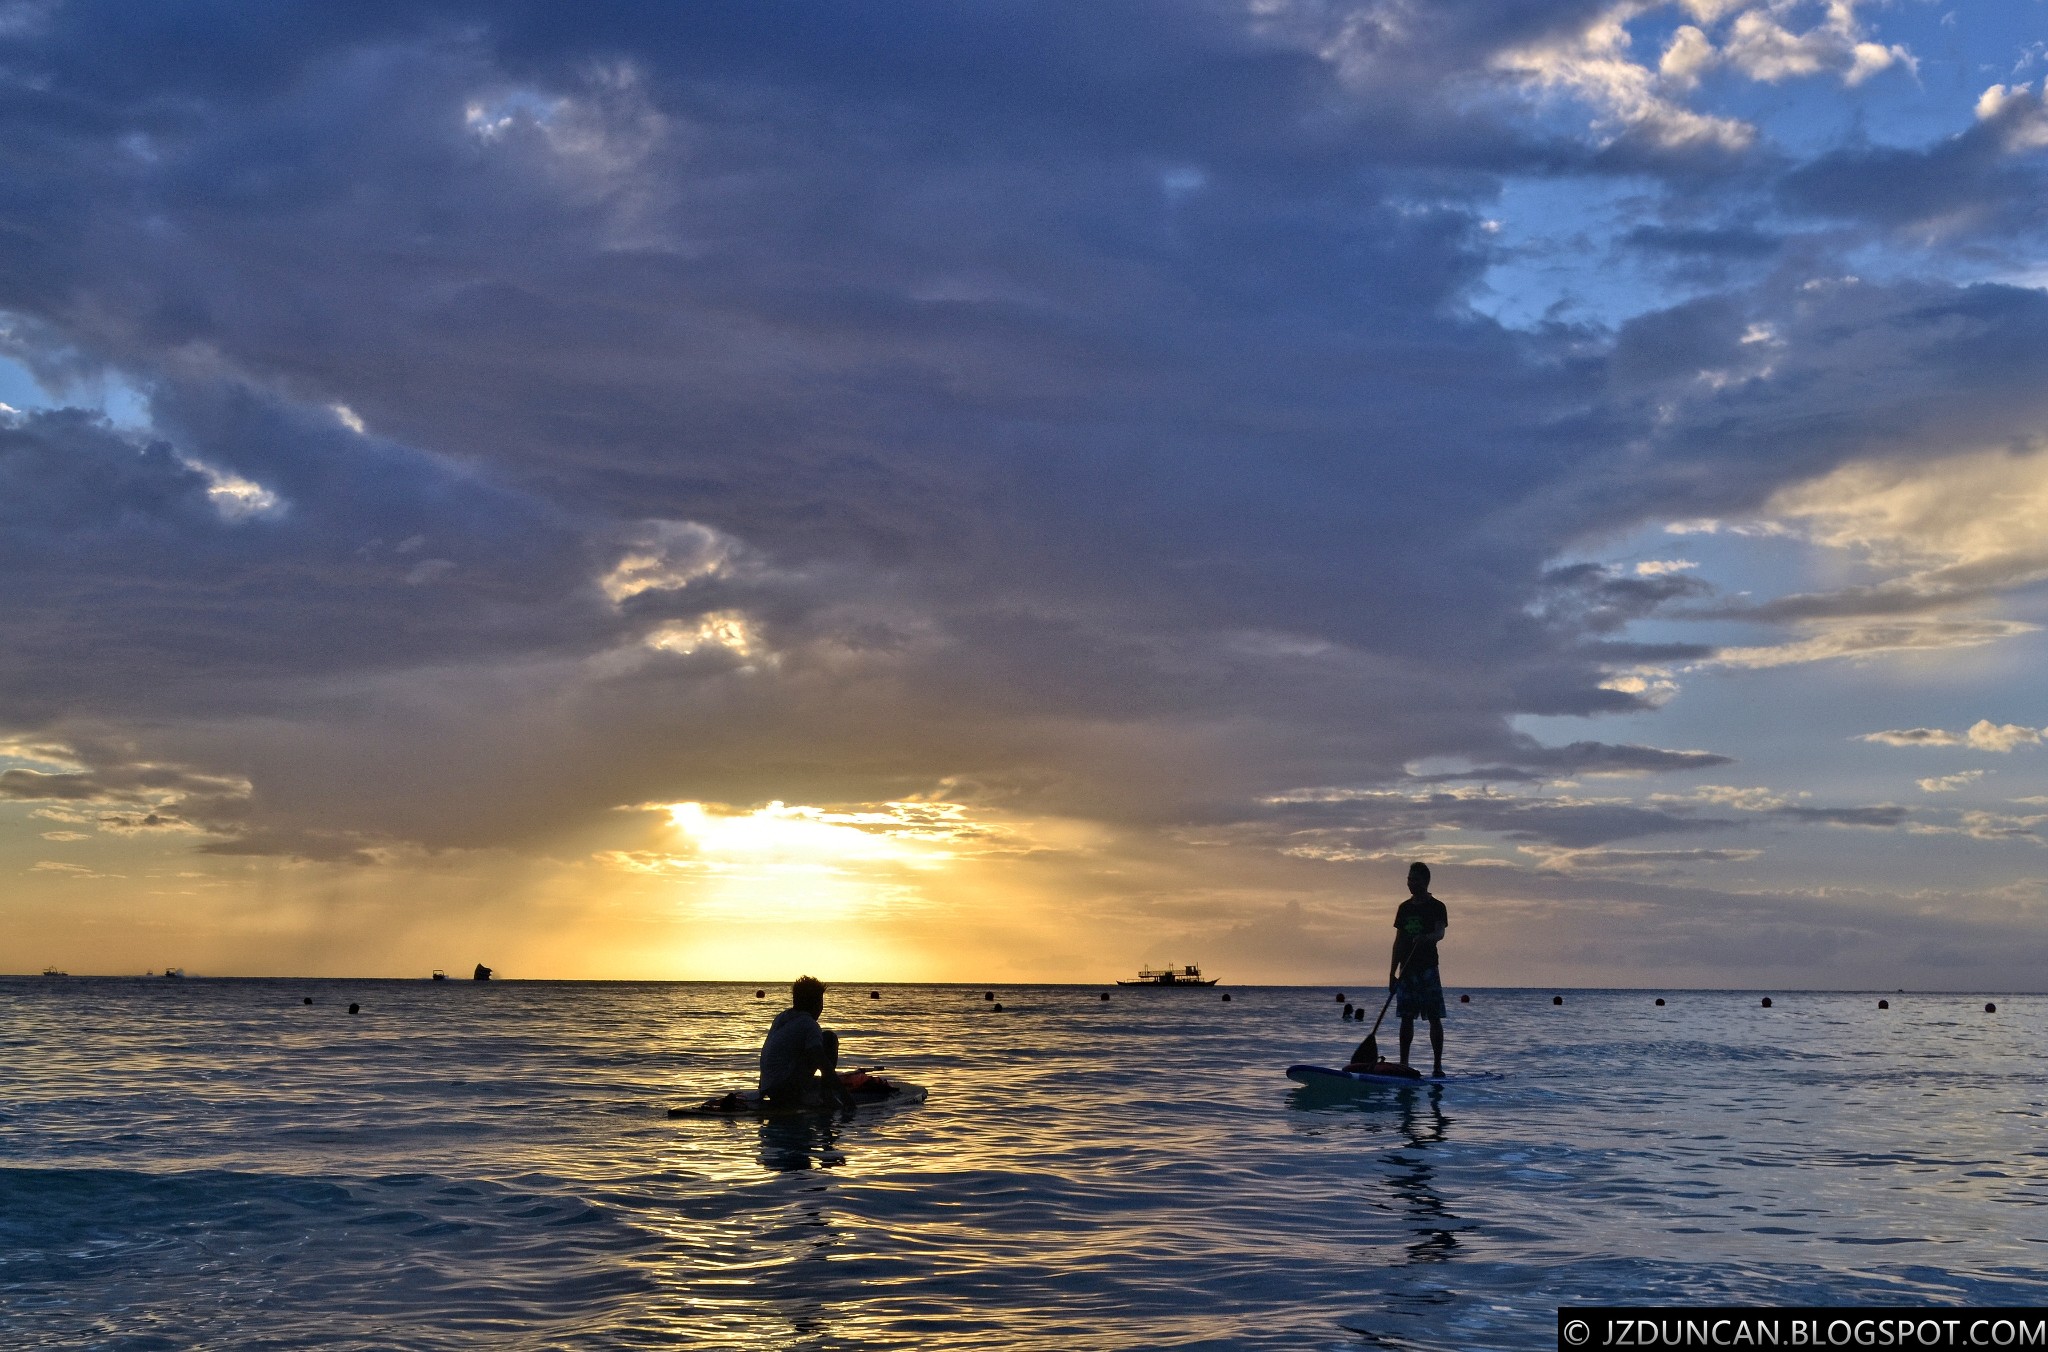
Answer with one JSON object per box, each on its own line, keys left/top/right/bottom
{"left": 1392, "top": 893, "right": 1449, "bottom": 973}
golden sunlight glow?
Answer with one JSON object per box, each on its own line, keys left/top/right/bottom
{"left": 666, "top": 800, "right": 946, "bottom": 867}
{"left": 645, "top": 612, "right": 760, "bottom": 659}
{"left": 588, "top": 799, "right": 1009, "bottom": 923}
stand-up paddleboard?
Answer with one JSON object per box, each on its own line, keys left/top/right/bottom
{"left": 669, "top": 1070, "right": 927, "bottom": 1120}
{"left": 1286, "top": 1064, "right": 1498, "bottom": 1088}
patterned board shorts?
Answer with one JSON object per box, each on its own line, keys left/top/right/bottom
{"left": 1396, "top": 966, "right": 1445, "bottom": 1021}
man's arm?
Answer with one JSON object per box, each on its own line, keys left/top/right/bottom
{"left": 1423, "top": 901, "right": 1447, "bottom": 946}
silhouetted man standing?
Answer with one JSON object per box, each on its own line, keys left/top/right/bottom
{"left": 1390, "top": 861, "right": 1448, "bottom": 1077}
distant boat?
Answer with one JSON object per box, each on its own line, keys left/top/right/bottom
{"left": 40, "top": 966, "right": 66, "bottom": 977}
{"left": 1115, "top": 963, "right": 1218, "bottom": 987}
{"left": 472, "top": 963, "right": 492, "bottom": 981}
{"left": 162, "top": 968, "right": 185, "bottom": 979}
{"left": 431, "top": 969, "right": 448, "bottom": 981}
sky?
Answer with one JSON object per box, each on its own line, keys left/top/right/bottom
{"left": 4, "top": 0, "right": 2048, "bottom": 987}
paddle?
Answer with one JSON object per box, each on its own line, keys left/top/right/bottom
{"left": 1356, "top": 969, "right": 1400, "bottom": 1068}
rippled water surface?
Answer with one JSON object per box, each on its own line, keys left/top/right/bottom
{"left": 2, "top": 979, "right": 2044, "bottom": 1349}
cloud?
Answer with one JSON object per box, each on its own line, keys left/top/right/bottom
{"left": 1779, "top": 84, "right": 2048, "bottom": 235}
{"left": 1768, "top": 804, "right": 1910, "bottom": 829}
{"left": 599, "top": 520, "right": 741, "bottom": 605}
{"left": 1967, "top": 721, "right": 2043, "bottom": 752}
{"left": 1917, "top": 771, "right": 1985, "bottom": 794}
{"left": 30, "top": 860, "right": 116, "bottom": 878}
{"left": 0, "top": 0, "right": 2036, "bottom": 941}
{"left": 1710, "top": 620, "right": 2039, "bottom": 669}
{"left": 1518, "top": 843, "right": 1762, "bottom": 873}
{"left": 1861, "top": 721, "right": 2042, "bottom": 751}
{"left": 1493, "top": 7, "right": 1754, "bottom": 151}
{"left": 0, "top": 738, "right": 252, "bottom": 844}
{"left": 1718, "top": 5, "right": 1911, "bottom": 88}
{"left": 1858, "top": 727, "right": 1960, "bottom": 748}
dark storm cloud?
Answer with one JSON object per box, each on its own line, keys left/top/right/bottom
{"left": 1778, "top": 92, "right": 2048, "bottom": 237}
{"left": 0, "top": 391, "right": 600, "bottom": 719}
{"left": 1, "top": 2, "right": 2046, "bottom": 858}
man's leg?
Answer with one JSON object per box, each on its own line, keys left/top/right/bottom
{"left": 1428, "top": 1018, "right": 1444, "bottom": 1075}
{"left": 1398, "top": 1014, "right": 1415, "bottom": 1065}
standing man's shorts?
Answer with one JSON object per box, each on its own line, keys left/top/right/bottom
{"left": 1395, "top": 966, "right": 1445, "bottom": 1020}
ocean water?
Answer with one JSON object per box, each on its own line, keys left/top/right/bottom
{"left": 1, "top": 980, "right": 2043, "bottom": 1350}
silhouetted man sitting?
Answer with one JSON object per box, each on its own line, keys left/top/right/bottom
{"left": 759, "top": 975, "right": 853, "bottom": 1110}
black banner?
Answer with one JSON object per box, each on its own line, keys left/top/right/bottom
{"left": 1560, "top": 1309, "right": 2048, "bottom": 1350}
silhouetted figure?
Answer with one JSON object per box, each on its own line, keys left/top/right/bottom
{"left": 472, "top": 963, "right": 492, "bottom": 981}
{"left": 348, "top": 1003, "right": 360, "bottom": 1015}
{"left": 759, "top": 976, "right": 850, "bottom": 1111}
{"left": 1389, "top": 861, "right": 1448, "bottom": 1077}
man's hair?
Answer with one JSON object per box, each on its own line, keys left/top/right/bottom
{"left": 791, "top": 975, "right": 826, "bottom": 1011}
{"left": 1408, "top": 860, "right": 1430, "bottom": 887}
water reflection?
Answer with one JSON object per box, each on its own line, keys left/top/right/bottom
{"left": 756, "top": 1114, "right": 848, "bottom": 1171}
{"left": 1390, "top": 1083, "right": 1457, "bottom": 1262}
{"left": 1292, "top": 1081, "right": 1471, "bottom": 1349}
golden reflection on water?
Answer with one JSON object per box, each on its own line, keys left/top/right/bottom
{"left": 5, "top": 981, "right": 2048, "bottom": 1350}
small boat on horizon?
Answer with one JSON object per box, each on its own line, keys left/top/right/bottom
{"left": 41, "top": 966, "right": 66, "bottom": 977}
{"left": 162, "top": 968, "right": 185, "bottom": 979}
{"left": 431, "top": 969, "right": 447, "bottom": 981}
{"left": 472, "top": 963, "right": 492, "bottom": 982}
{"left": 1116, "top": 963, "right": 1219, "bottom": 987}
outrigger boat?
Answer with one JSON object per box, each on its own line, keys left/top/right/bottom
{"left": 1115, "top": 963, "right": 1219, "bottom": 987}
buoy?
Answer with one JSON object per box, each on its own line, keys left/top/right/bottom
{"left": 1878, "top": 1000, "right": 1889, "bottom": 1009}
{"left": 1986, "top": 1002, "right": 1997, "bottom": 1013}
{"left": 1761, "top": 997, "right": 1772, "bottom": 1008}
{"left": 1552, "top": 995, "right": 1563, "bottom": 1005}
{"left": 992, "top": 1002, "right": 1004, "bottom": 1012}
{"left": 1099, "top": 992, "right": 1109, "bottom": 1000}
{"left": 1459, "top": 994, "right": 1470, "bottom": 1003}
{"left": 870, "top": 990, "right": 880, "bottom": 999}
{"left": 348, "top": 1003, "right": 360, "bottom": 1015}
{"left": 1655, "top": 998, "right": 1665, "bottom": 1006}
{"left": 302, "top": 997, "right": 313, "bottom": 1005}
{"left": 1221, "top": 993, "right": 1231, "bottom": 1002}
{"left": 754, "top": 989, "right": 764, "bottom": 998}
{"left": 984, "top": 991, "right": 994, "bottom": 1001}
